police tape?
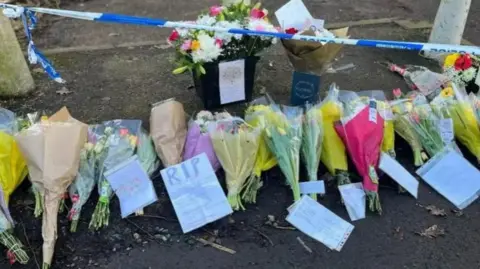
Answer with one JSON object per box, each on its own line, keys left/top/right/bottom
{"left": 1, "top": 3, "right": 480, "bottom": 82}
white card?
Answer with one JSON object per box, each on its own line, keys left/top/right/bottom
{"left": 219, "top": 59, "right": 245, "bottom": 105}
{"left": 338, "top": 183, "right": 366, "bottom": 221}
{"left": 475, "top": 69, "right": 480, "bottom": 87}
{"left": 416, "top": 148, "right": 480, "bottom": 209}
{"left": 379, "top": 153, "right": 419, "bottom": 198}
{"left": 275, "top": 0, "right": 314, "bottom": 30}
{"left": 105, "top": 155, "right": 158, "bottom": 218}
{"left": 438, "top": 118, "right": 454, "bottom": 145}
{"left": 286, "top": 196, "right": 354, "bottom": 251}
{"left": 299, "top": 181, "right": 326, "bottom": 195}
{"left": 160, "top": 153, "right": 233, "bottom": 233}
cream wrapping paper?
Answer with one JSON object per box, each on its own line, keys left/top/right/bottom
{"left": 15, "top": 107, "right": 87, "bottom": 267}
{"left": 281, "top": 28, "right": 349, "bottom": 74}
{"left": 150, "top": 98, "right": 187, "bottom": 167}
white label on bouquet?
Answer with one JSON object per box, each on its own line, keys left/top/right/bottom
{"left": 299, "top": 181, "right": 326, "bottom": 195}
{"left": 438, "top": 118, "right": 454, "bottom": 145}
{"left": 105, "top": 155, "right": 158, "bottom": 218}
{"left": 379, "top": 153, "right": 419, "bottom": 198}
{"left": 286, "top": 196, "right": 354, "bottom": 251}
{"left": 369, "top": 99, "right": 377, "bottom": 123}
{"left": 416, "top": 148, "right": 480, "bottom": 209}
{"left": 338, "top": 183, "right": 366, "bottom": 221}
{"left": 275, "top": 0, "right": 314, "bottom": 30}
{"left": 219, "top": 59, "right": 246, "bottom": 105}
{"left": 160, "top": 153, "right": 233, "bottom": 233}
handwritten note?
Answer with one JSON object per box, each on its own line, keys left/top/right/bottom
{"left": 338, "top": 183, "right": 366, "bottom": 221}
{"left": 160, "top": 153, "right": 233, "bottom": 233}
{"left": 299, "top": 181, "right": 325, "bottom": 195}
{"left": 275, "top": 0, "right": 314, "bottom": 30}
{"left": 416, "top": 148, "right": 480, "bottom": 210}
{"left": 105, "top": 155, "right": 158, "bottom": 218}
{"left": 438, "top": 118, "right": 454, "bottom": 145}
{"left": 286, "top": 196, "right": 354, "bottom": 251}
{"left": 219, "top": 59, "right": 245, "bottom": 105}
{"left": 379, "top": 153, "right": 419, "bottom": 198}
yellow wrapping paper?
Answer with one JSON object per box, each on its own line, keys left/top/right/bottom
{"left": 377, "top": 101, "right": 396, "bottom": 157}
{"left": 0, "top": 131, "right": 28, "bottom": 205}
{"left": 319, "top": 98, "right": 348, "bottom": 175}
{"left": 450, "top": 102, "right": 480, "bottom": 161}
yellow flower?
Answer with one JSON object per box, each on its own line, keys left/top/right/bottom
{"left": 191, "top": 40, "right": 200, "bottom": 51}
{"left": 444, "top": 53, "right": 460, "bottom": 68}
{"left": 440, "top": 87, "right": 454, "bottom": 98}
{"left": 277, "top": 127, "right": 286, "bottom": 135}
{"left": 129, "top": 135, "right": 138, "bottom": 147}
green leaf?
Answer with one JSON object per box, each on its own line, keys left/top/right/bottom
{"left": 172, "top": 66, "right": 189, "bottom": 75}
{"left": 199, "top": 65, "right": 206, "bottom": 75}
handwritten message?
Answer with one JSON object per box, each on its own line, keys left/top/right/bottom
{"left": 105, "top": 155, "right": 158, "bottom": 218}
{"left": 219, "top": 59, "right": 245, "bottom": 105}
{"left": 161, "top": 153, "right": 232, "bottom": 233}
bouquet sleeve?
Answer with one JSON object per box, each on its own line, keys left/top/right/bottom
{"left": 150, "top": 98, "right": 187, "bottom": 167}
{"left": 184, "top": 118, "right": 221, "bottom": 171}
{"left": 0, "top": 108, "right": 28, "bottom": 206}
{"left": 209, "top": 118, "right": 260, "bottom": 210}
{"left": 15, "top": 107, "right": 88, "bottom": 268}
{"left": 319, "top": 84, "right": 350, "bottom": 186}
{"left": 281, "top": 28, "right": 348, "bottom": 74}
{"left": 242, "top": 95, "right": 277, "bottom": 203}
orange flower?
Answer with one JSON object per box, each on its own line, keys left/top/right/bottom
{"left": 191, "top": 40, "right": 200, "bottom": 51}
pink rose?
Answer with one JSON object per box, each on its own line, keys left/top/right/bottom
{"left": 209, "top": 5, "right": 223, "bottom": 16}
{"left": 168, "top": 30, "right": 180, "bottom": 42}
{"left": 250, "top": 8, "right": 266, "bottom": 19}
{"left": 215, "top": 38, "right": 223, "bottom": 47}
{"left": 392, "top": 88, "right": 402, "bottom": 98}
{"left": 181, "top": 40, "right": 192, "bottom": 51}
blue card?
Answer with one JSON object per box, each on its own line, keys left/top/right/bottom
{"left": 290, "top": 71, "right": 321, "bottom": 106}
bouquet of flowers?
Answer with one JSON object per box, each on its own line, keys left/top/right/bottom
{"left": 301, "top": 104, "right": 323, "bottom": 200}
{"left": 134, "top": 128, "right": 160, "bottom": 215}
{"left": 407, "top": 94, "right": 446, "bottom": 158}
{"left": 169, "top": 0, "right": 277, "bottom": 75}
{"left": 443, "top": 53, "right": 480, "bottom": 94}
{"left": 184, "top": 111, "right": 228, "bottom": 170}
{"left": 431, "top": 85, "right": 480, "bottom": 162}
{"left": 264, "top": 105, "right": 303, "bottom": 202}
{"left": 68, "top": 126, "right": 98, "bottom": 232}
{"left": 280, "top": 25, "right": 349, "bottom": 74}
{"left": 388, "top": 63, "right": 448, "bottom": 98}
{"left": 242, "top": 96, "right": 278, "bottom": 203}
{"left": 319, "top": 84, "right": 350, "bottom": 187}
{"left": 391, "top": 89, "right": 426, "bottom": 167}
{"left": 0, "top": 108, "right": 29, "bottom": 207}
{"left": 210, "top": 118, "right": 260, "bottom": 210}
{"left": 89, "top": 120, "right": 141, "bottom": 230}
{"left": 15, "top": 107, "right": 88, "bottom": 269}
{"left": 335, "top": 94, "right": 384, "bottom": 213}
{"left": 150, "top": 98, "right": 187, "bottom": 167}
{"left": 0, "top": 189, "right": 28, "bottom": 265}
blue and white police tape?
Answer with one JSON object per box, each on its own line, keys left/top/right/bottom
{"left": 1, "top": 3, "right": 480, "bottom": 83}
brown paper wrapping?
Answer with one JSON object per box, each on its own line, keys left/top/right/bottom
{"left": 150, "top": 98, "right": 187, "bottom": 167}
{"left": 281, "top": 28, "right": 349, "bottom": 74}
{"left": 15, "top": 107, "right": 87, "bottom": 266}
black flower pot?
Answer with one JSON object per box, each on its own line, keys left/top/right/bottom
{"left": 192, "top": 56, "right": 260, "bottom": 110}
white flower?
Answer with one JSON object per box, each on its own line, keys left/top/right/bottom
{"left": 191, "top": 33, "right": 223, "bottom": 63}
{"left": 214, "top": 111, "right": 232, "bottom": 120}
{"left": 197, "top": 110, "right": 214, "bottom": 121}
{"left": 247, "top": 19, "right": 278, "bottom": 41}
{"left": 222, "top": 0, "right": 250, "bottom": 6}
{"left": 196, "top": 15, "right": 217, "bottom": 26}
{"left": 214, "top": 21, "right": 243, "bottom": 43}
{"left": 461, "top": 67, "right": 477, "bottom": 82}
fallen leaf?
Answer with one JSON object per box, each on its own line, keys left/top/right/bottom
{"left": 425, "top": 205, "right": 447, "bottom": 217}
{"left": 451, "top": 209, "right": 464, "bottom": 217}
{"left": 32, "top": 68, "right": 44, "bottom": 74}
{"left": 109, "top": 33, "right": 120, "bottom": 37}
{"left": 101, "top": 97, "right": 111, "bottom": 102}
{"left": 416, "top": 225, "right": 445, "bottom": 238}
{"left": 56, "top": 87, "right": 72, "bottom": 95}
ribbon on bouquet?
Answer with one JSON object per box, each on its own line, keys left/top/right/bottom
{"left": 1, "top": 3, "right": 480, "bottom": 82}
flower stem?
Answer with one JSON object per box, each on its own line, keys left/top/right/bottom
{"left": 0, "top": 232, "right": 29, "bottom": 264}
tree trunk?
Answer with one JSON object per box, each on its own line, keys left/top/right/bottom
{"left": 0, "top": 13, "right": 35, "bottom": 96}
